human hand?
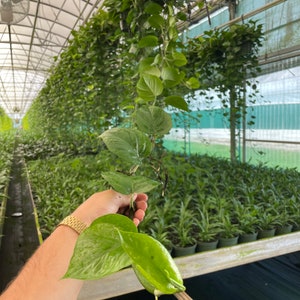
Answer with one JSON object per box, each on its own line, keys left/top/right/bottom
{"left": 72, "top": 189, "right": 148, "bottom": 227}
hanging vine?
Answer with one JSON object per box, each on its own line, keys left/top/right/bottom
{"left": 185, "top": 20, "right": 264, "bottom": 161}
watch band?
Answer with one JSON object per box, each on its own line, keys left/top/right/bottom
{"left": 58, "top": 215, "right": 87, "bottom": 235}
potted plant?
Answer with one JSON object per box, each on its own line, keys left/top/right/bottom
{"left": 275, "top": 210, "right": 294, "bottom": 235}
{"left": 195, "top": 207, "right": 221, "bottom": 252}
{"left": 143, "top": 205, "right": 174, "bottom": 253}
{"left": 289, "top": 196, "right": 300, "bottom": 232}
{"left": 170, "top": 198, "right": 197, "bottom": 257}
{"left": 218, "top": 211, "right": 242, "bottom": 248}
{"left": 273, "top": 198, "right": 295, "bottom": 235}
{"left": 257, "top": 206, "right": 281, "bottom": 239}
{"left": 234, "top": 201, "right": 259, "bottom": 243}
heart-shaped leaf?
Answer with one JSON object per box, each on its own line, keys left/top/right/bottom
{"left": 137, "top": 74, "right": 163, "bottom": 101}
{"left": 161, "top": 67, "right": 184, "bottom": 88}
{"left": 172, "top": 51, "right": 187, "bottom": 67}
{"left": 148, "top": 15, "right": 164, "bottom": 29}
{"left": 101, "top": 171, "right": 160, "bottom": 194}
{"left": 120, "top": 231, "right": 185, "bottom": 296}
{"left": 64, "top": 215, "right": 185, "bottom": 297}
{"left": 165, "top": 95, "right": 189, "bottom": 111}
{"left": 100, "top": 128, "right": 153, "bottom": 165}
{"left": 138, "top": 58, "right": 160, "bottom": 77}
{"left": 145, "top": 2, "right": 162, "bottom": 14}
{"left": 138, "top": 35, "right": 158, "bottom": 48}
{"left": 134, "top": 106, "right": 172, "bottom": 135}
{"left": 64, "top": 215, "right": 137, "bottom": 280}
{"left": 186, "top": 77, "right": 200, "bottom": 89}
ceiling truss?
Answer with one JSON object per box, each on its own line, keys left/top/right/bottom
{"left": 0, "top": 0, "right": 221, "bottom": 120}
{"left": 0, "top": 0, "right": 104, "bottom": 120}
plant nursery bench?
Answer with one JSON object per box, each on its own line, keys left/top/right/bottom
{"left": 78, "top": 231, "right": 300, "bottom": 300}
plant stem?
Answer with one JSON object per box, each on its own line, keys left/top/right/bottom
{"left": 129, "top": 194, "right": 137, "bottom": 219}
{"left": 174, "top": 291, "right": 193, "bottom": 300}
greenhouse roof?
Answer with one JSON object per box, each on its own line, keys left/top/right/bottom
{"left": 0, "top": 0, "right": 222, "bottom": 121}
{"left": 0, "top": 0, "right": 104, "bottom": 120}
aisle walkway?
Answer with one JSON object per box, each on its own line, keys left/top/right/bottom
{"left": 0, "top": 146, "right": 40, "bottom": 292}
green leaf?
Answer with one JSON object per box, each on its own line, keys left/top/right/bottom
{"left": 165, "top": 95, "right": 189, "bottom": 111}
{"left": 161, "top": 67, "right": 178, "bottom": 82}
{"left": 101, "top": 171, "right": 160, "bottom": 194}
{"left": 186, "top": 77, "right": 200, "bottom": 89}
{"left": 120, "top": 231, "right": 185, "bottom": 296}
{"left": 172, "top": 51, "right": 187, "bottom": 67}
{"left": 176, "top": 11, "right": 187, "bottom": 22}
{"left": 145, "top": 2, "right": 163, "bottom": 14}
{"left": 161, "top": 67, "right": 184, "bottom": 88}
{"left": 138, "top": 35, "right": 158, "bottom": 48}
{"left": 100, "top": 128, "right": 153, "bottom": 164}
{"left": 64, "top": 215, "right": 137, "bottom": 280}
{"left": 139, "top": 58, "right": 160, "bottom": 77}
{"left": 135, "top": 106, "right": 172, "bottom": 135}
{"left": 137, "top": 74, "right": 163, "bottom": 101}
{"left": 148, "top": 15, "right": 164, "bottom": 29}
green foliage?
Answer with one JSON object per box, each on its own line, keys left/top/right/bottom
{"left": 134, "top": 106, "right": 173, "bottom": 136}
{"left": 195, "top": 206, "right": 222, "bottom": 242}
{"left": 233, "top": 200, "right": 259, "bottom": 234}
{"left": 19, "top": 131, "right": 101, "bottom": 160}
{"left": 18, "top": 0, "right": 294, "bottom": 294}
{"left": 100, "top": 128, "right": 153, "bottom": 166}
{"left": 24, "top": 0, "right": 193, "bottom": 138}
{"left": 218, "top": 211, "right": 242, "bottom": 239}
{"left": 23, "top": 0, "right": 195, "bottom": 289}
{"left": 64, "top": 214, "right": 137, "bottom": 280}
{"left": 0, "top": 108, "right": 13, "bottom": 131}
{"left": 0, "top": 132, "right": 14, "bottom": 210}
{"left": 170, "top": 197, "right": 197, "bottom": 247}
{"left": 65, "top": 214, "right": 185, "bottom": 296}
{"left": 27, "top": 153, "right": 111, "bottom": 238}
{"left": 186, "top": 20, "right": 264, "bottom": 161}
{"left": 101, "top": 171, "right": 160, "bottom": 195}
{"left": 27, "top": 150, "right": 300, "bottom": 249}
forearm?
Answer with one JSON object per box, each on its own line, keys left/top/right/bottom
{"left": 0, "top": 190, "right": 148, "bottom": 300}
{"left": 1, "top": 225, "right": 83, "bottom": 300}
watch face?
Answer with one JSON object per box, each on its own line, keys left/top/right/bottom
{"left": 11, "top": 212, "right": 23, "bottom": 217}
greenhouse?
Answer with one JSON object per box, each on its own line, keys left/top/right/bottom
{"left": 0, "top": 0, "right": 299, "bottom": 299}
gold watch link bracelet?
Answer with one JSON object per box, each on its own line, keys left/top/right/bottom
{"left": 58, "top": 215, "right": 88, "bottom": 235}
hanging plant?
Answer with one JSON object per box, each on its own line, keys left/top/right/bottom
{"left": 186, "top": 20, "right": 264, "bottom": 162}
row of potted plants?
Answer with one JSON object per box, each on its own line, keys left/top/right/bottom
{"left": 0, "top": 132, "right": 15, "bottom": 248}
{"left": 141, "top": 190, "right": 299, "bottom": 257}
{"left": 138, "top": 153, "right": 300, "bottom": 255}
{"left": 22, "top": 134, "right": 300, "bottom": 254}
{"left": 0, "top": 132, "right": 15, "bottom": 202}
{"left": 19, "top": 131, "right": 101, "bottom": 161}
{"left": 25, "top": 152, "right": 111, "bottom": 238}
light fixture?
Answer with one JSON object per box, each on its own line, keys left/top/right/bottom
{"left": 0, "top": 0, "right": 29, "bottom": 25}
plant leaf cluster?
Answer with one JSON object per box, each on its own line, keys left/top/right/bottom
{"left": 139, "top": 153, "right": 300, "bottom": 246}
{"left": 185, "top": 20, "right": 264, "bottom": 161}
{"left": 0, "top": 133, "right": 14, "bottom": 204}
{"left": 27, "top": 148, "right": 300, "bottom": 249}
{"left": 64, "top": 214, "right": 185, "bottom": 296}
{"left": 0, "top": 108, "right": 13, "bottom": 131}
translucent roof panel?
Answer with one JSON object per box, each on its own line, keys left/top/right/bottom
{"left": 0, "top": 0, "right": 104, "bottom": 119}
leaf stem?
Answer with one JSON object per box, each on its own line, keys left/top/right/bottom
{"left": 174, "top": 291, "right": 193, "bottom": 300}
{"left": 129, "top": 194, "right": 137, "bottom": 219}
